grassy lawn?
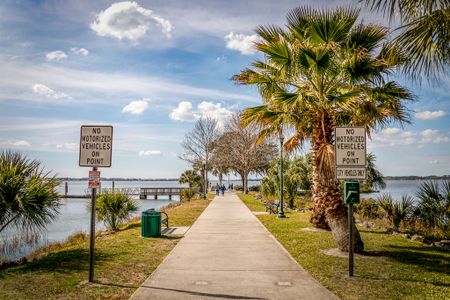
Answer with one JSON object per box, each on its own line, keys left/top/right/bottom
{"left": 239, "top": 193, "right": 450, "bottom": 300}
{"left": 239, "top": 193, "right": 266, "bottom": 212}
{"left": 0, "top": 198, "right": 210, "bottom": 300}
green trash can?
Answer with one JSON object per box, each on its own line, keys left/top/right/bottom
{"left": 141, "top": 209, "right": 161, "bottom": 237}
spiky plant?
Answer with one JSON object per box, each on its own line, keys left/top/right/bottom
{"left": 95, "top": 191, "right": 138, "bottom": 231}
{"left": 0, "top": 151, "right": 60, "bottom": 234}
{"left": 415, "top": 180, "right": 450, "bottom": 238}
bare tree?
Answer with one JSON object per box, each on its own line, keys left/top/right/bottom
{"left": 180, "top": 117, "right": 220, "bottom": 198}
{"left": 212, "top": 114, "right": 277, "bottom": 194}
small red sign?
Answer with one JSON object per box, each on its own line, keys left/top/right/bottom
{"left": 88, "top": 171, "right": 100, "bottom": 188}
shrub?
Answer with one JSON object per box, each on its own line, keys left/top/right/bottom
{"left": 356, "top": 198, "right": 382, "bottom": 220}
{"left": 248, "top": 185, "right": 260, "bottom": 192}
{"left": 377, "top": 194, "right": 415, "bottom": 231}
{"left": 234, "top": 185, "right": 243, "bottom": 191}
{"left": 0, "top": 151, "right": 60, "bottom": 234}
{"left": 180, "top": 188, "right": 196, "bottom": 202}
{"left": 415, "top": 180, "right": 450, "bottom": 238}
{"left": 96, "top": 191, "right": 138, "bottom": 231}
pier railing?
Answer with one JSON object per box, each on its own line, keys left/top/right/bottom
{"left": 139, "top": 187, "right": 185, "bottom": 200}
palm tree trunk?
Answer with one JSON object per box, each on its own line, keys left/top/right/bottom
{"left": 310, "top": 114, "right": 364, "bottom": 252}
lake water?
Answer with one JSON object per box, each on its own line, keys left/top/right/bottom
{"left": 363, "top": 179, "right": 447, "bottom": 201}
{"left": 1, "top": 178, "right": 445, "bottom": 261}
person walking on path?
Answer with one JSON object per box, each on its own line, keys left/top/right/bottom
{"left": 220, "top": 184, "right": 225, "bottom": 196}
{"left": 215, "top": 183, "right": 220, "bottom": 196}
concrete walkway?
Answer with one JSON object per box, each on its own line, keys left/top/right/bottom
{"left": 130, "top": 193, "right": 338, "bottom": 300}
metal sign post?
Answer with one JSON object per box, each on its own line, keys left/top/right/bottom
{"left": 335, "top": 127, "right": 366, "bottom": 277}
{"left": 344, "top": 181, "right": 360, "bottom": 276}
{"left": 89, "top": 167, "right": 98, "bottom": 283}
{"left": 79, "top": 125, "right": 113, "bottom": 283}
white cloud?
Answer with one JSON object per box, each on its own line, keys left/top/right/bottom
{"left": 45, "top": 51, "right": 68, "bottom": 61}
{"left": 91, "top": 1, "right": 172, "bottom": 40}
{"left": 432, "top": 137, "right": 450, "bottom": 143}
{"left": 170, "top": 101, "right": 198, "bottom": 121}
{"left": 122, "top": 99, "right": 149, "bottom": 115}
{"left": 1, "top": 60, "right": 256, "bottom": 104}
{"left": 139, "top": 150, "right": 162, "bottom": 156}
{"left": 382, "top": 127, "right": 402, "bottom": 135}
{"left": 13, "top": 140, "right": 31, "bottom": 147}
{"left": 421, "top": 129, "right": 439, "bottom": 136}
{"left": 224, "top": 32, "right": 260, "bottom": 55}
{"left": 70, "top": 47, "right": 89, "bottom": 56}
{"left": 197, "top": 101, "right": 233, "bottom": 127}
{"left": 415, "top": 110, "right": 446, "bottom": 120}
{"left": 369, "top": 127, "right": 450, "bottom": 148}
{"left": 56, "top": 143, "right": 78, "bottom": 150}
{"left": 169, "top": 101, "right": 233, "bottom": 127}
{"left": 32, "top": 84, "right": 71, "bottom": 100}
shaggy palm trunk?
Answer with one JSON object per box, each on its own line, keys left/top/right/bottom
{"left": 310, "top": 115, "right": 364, "bottom": 252}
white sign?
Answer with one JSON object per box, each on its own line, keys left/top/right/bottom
{"left": 335, "top": 127, "right": 366, "bottom": 180}
{"left": 79, "top": 125, "right": 113, "bottom": 167}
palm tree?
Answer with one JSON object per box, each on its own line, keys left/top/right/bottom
{"left": 363, "top": 0, "right": 450, "bottom": 80}
{"left": 179, "top": 169, "right": 201, "bottom": 189}
{"left": 235, "top": 7, "right": 414, "bottom": 252}
{"left": 0, "top": 151, "right": 60, "bottom": 234}
{"left": 366, "top": 153, "right": 386, "bottom": 190}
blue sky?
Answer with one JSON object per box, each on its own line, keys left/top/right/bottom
{"left": 0, "top": 0, "right": 449, "bottom": 178}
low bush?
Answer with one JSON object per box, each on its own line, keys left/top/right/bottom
{"left": 96, "top": 191, "right": 138, "bottom": 231}
{"left": 377, "top": 194, "right": 415, "bottom": 231}
{"left": 234, "top": 185, "right": 243, "bottom": 191}
{"left": 180, "top": 188, "right": 196, "bottom": 202}
{"left": 356, "top": 198, "right": 382, "bottom": 220}
{"left": 248, "top": 185, "right": 260, "bottom": 192}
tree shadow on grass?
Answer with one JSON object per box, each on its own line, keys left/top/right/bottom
{"left": 0, "top": 247, "right": 124, "bottom": 277}
{"left": 365, "top": 245, "right": 450, "bottom": 277}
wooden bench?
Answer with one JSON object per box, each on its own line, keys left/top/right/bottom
{"left": 265, "top": 201, "right": 279, "bottom": 214}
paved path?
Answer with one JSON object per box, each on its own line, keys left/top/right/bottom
{"left": 130, "top": 193, "right": 338, "bottom": 300}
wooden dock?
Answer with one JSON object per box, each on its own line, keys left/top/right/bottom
{"left": 139, "top": 187, "right": 185, "bottom": 200}
{"left": 59, "top": 187, "right": 185, "bottom": 200}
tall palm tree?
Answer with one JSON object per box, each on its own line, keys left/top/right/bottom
{"left": 235, "top": 7, "right": 414, "bottom": 252}
{"left": 363, "top": 0, "right": 450, "bottom": 80}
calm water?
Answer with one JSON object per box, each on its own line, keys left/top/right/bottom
{"left": 1, "top": 178, "right": 444, "bottom": 261}
{"left": 364, "top": 179, "right": 447, "bottom": 201}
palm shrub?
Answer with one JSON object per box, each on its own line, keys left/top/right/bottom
{"left": 415, "top": 180, "right": 450, "bottom": 238}
{"left": 180, "top": 188, "right": 195, "bottom": 202}
{"left": 96, "top": 191, "right": 137, "bottom": 231}
{"left": 377, "top": 194, "right": 415, "bottom": 231}
{"left": 0, "top": 151, "right": 60, "bottom": 234}
{"left": 260, "top": 155, "right": 311, "bottom": 209}
{"left": 356, "top": 198, "right": 382, "bottom": 220}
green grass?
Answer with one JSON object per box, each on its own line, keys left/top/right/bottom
{"left": 0, "top": 199, "right": 210, "bottom": 300}
{"left": 239, "top": 193, "right": 266, "bottom": 212}
{"left": 239, "top": 193, "right": 450, "bottom": 300}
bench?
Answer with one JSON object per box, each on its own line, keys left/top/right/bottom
{"left": 265, "top": 201, "right": 279, "bottom": 214}
{"left": 160, "top": 211, "right": 169, "bottom": 228}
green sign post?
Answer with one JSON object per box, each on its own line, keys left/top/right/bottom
{"left": 344, "top": 181, "right": 360, "bottom": 276}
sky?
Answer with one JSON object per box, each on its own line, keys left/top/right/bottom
{"left": 0, "top": 0, "right": 449, "bottom": 178}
